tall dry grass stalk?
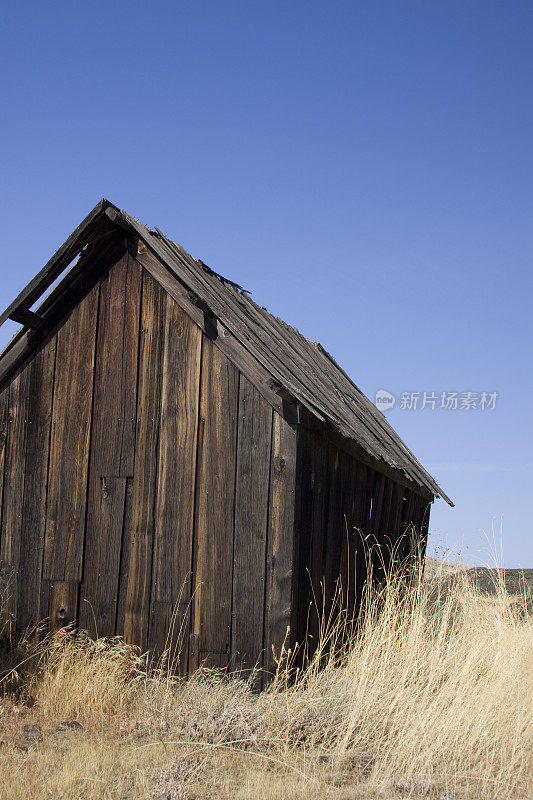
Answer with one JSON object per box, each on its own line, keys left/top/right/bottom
{"left": 281, "top": 563, "right": 533, "bottom": 797}
{"left": 0, "top": 556, "right": 531, "bottom": 799}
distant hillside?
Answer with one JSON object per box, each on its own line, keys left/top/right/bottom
{"left": 424, "top": 557, "right": 533, "bottom": 599}
{"left": 424, "top": 557, "right": 468, "bottom": 579}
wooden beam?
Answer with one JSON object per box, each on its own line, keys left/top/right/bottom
{"left": 0, "top": 198, "right": 114, "bottom": 330}
{"left": 9, "top": 308, "right": 44, "bottom": 329}
{"left": 0, "top": 234, "right": 126, "bottom": 390}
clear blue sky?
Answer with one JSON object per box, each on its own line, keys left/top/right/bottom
{"left": 1, "top": 2, "right": 531, "bottom": 566}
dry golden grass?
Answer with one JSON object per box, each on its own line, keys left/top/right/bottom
{"left": 0, "top": 559, "right": 531, "bottom": 800}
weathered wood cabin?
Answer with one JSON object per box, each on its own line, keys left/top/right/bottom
{"left": 0, "top": 200, "right": 451, "bottom": 676}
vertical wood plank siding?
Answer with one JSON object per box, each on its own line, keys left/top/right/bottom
{"left": 17, "top": 339, "right": 56, "bottom": 629}
{"left": 0, "top": 368, "right": 30, "bottom": 619}
{"left": 192, "top": 338, "right": 239, "bottom": 668}
{"left": 148, "top": 291, "right": 202, "bottom": 670}
{"left": 43, "top": 285, "right": 99, "bottom": 587}
{"left": 294, "top": 427, "right": 431, "bottom": 657}
{"left": 231, "top": 376, "right": 273, "bottom": 675}
{"left": 0, "top": 388, "right": 9, "bottom": 578}
{"left": 123, "top": 270, "right": 165, "bottom": 650}
{"left": 79, "top": 253, "right": 142, "bottom": 636}
{"left": 0, "top": 245, "right": 430, "bottom": 673}
{"left": 263, "top": 412, "right": 297, "bottom": 679}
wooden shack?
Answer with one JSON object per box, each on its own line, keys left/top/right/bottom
{"left": 0, "top": 200, "right": 452, "bottom": 676}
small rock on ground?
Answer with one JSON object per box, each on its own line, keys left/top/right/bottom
{"left": 22, "top": 724, "right": 42, "bottom": 741}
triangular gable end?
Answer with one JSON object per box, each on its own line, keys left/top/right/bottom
{"left": 0, "top": 200, "right": 452, "bottom": 505}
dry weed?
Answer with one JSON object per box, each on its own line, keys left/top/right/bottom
{"left": 0, "top": 557, "right": 531, "bottom": 799}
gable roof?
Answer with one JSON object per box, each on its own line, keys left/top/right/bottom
{"left": 0, "top": 199, "right": 452, "bottom": 505}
